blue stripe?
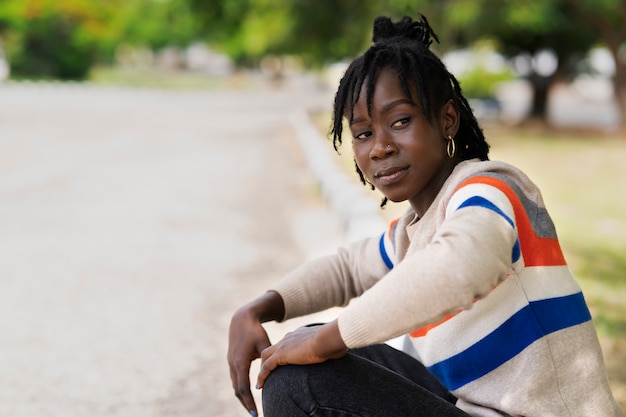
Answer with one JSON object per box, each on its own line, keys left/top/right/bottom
{"left": 479, "top": 172, "right": 558, "bottom": 239}
{"left": 427, "top": 292, "right": 591, "bottom": 390}
{"left": 379, "top": 233, "right": 394, "bottom": 270}
{"left": 456, "top": 195, "right": 521, "bottom": 263}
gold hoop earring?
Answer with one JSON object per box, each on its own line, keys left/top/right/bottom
{"left": 446, "top": 135, "right": 456, "bottom": 159}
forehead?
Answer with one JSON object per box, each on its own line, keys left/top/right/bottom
{"left": 350, "top": 67, "right": 419, "bottom": 116}
{"left": 364, "top": 67, "right": 410, "bottom": 98}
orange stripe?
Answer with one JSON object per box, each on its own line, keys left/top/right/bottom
{"left": 387, "top": 218, "right": 400, "bottom": 240}
{"left": 410, "top": 176, "right": 566, "bottom": 338}
{"left": 457, "top": 176, "right": 565, "bottom": 267}
{"left": 410, "top": 313, "right": 457, "bottom": 337}
{"left": 410, "top": 297, "right": 481, "bottom": 338}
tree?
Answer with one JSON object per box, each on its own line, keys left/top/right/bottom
{"left": 0, "top": 0, "right": 204, "bottom": 79}
{"left": 185, "top": 0, "right": 282, "bottom": 65}
{"left": 186, "top": 0, "right": 378, "bottom": 67}
{"left": 400, "top": 0, "right": 624, "bottom": 127}
{"left": 108, "top": 0, "right": 200, "bottom": 52}
{"left": 564, "top": 0, "right": 626, "bottom": 129}
{"left": 0, "top": 0, "right": 115, "bottom": 79}
{"left": 271, "top": 0, "right": 377, "bottom": 67}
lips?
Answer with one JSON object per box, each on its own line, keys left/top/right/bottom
{"left": 374, "top": 166, "right": 410, "bottom": 185}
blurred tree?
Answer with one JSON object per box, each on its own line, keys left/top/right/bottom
{"left": 186, "top": 0, "right": 273, "bottom": 64}
{"left": 0, "top": 0, "right": 115, "bottom": 79}
{"left": 403, "top": 0, "right": 624, "bottom": 126}
{"left": 0, "top": 0, "right": 203, "bottom": 79}
{"left": 564, "top": 0, "right": 626, "bottom": 129}
{"left": 186, "top": 0, "right": 372, "bottom": 66}
{"left": 271, "top": 0, "right": 377, "bottom": 67}
{"left": 110, "top": 0, "right": 200, "bottom": 51}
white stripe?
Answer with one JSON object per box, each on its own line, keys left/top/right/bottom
{"left": 410, "top": 275, "right": 527, "bottom": 365}
{"left": 409, "top": 265, "right": 579, "bottom": 366}
{"left": 518, "top": 265, "right": 581, "bottom": 301}
{"left": 447, "top": 183, "right": 515, "bottom": 223}
{"left": 448, "top": 182, "right": 524, "bottom": 272}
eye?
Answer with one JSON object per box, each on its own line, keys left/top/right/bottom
{"left": 353, "top": 130, "right": 372, "bottom": 141}
{"left": 391, "top": 117, "right": 410, "bottom": 128}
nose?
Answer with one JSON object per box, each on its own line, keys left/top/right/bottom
{"left": 370, "top": 132, "right": 396, "bottom": 160}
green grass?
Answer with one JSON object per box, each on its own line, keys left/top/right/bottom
{"left": 88, "top": 66, "right": 254, "bottom": 90}
{"left": 313, "top": 112, "right": 626, "bottom": 410}
{"left": 487, "top": 126, "right": 626, "bottom": 408}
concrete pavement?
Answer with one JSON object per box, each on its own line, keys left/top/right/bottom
{"left": 0, "top": 80, "right": 354, "bottom": 417}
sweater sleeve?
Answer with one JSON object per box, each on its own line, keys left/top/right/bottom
{"left": 269, "top": 233, "right": 391, "bottom": 321}
{"left": 338, "top": 184, "right": 519, "bottom": 348}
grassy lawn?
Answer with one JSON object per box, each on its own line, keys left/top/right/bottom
{"left": 486, "top": 125, "right": 626, "bottom": 409}
{"left": 313, "top": 112, "right": 626, "bottom": 410}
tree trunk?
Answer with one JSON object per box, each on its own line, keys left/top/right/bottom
{"left": 563, "top": 0, "right": 625, "bottom": 131}
{"left": 610, "top": 49, "right": 626, "bottom": 131}
{"left": 527, "top": 72, "right": 553, "bottom": 124}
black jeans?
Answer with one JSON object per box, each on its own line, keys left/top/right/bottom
{"left": 262, "top": 343, "right": 470, "bottom": 417}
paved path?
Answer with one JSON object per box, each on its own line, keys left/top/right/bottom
{"left": 0, "top": 80, "right": 343, "bottom": 417}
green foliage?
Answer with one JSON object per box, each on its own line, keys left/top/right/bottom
{"left": 220, "top": 1, "right": 292, "bottom": 64}
{"left": 110, "top": 0, "right": 200, "bottom": 51}
{"left": 0, "top": 0, "right": 202, "bottom": 79}
{"left": 457, "top": 66, "right": 514, "bottom": 99}
{"left": 0, "top": 0, "right": 115, "bottom": 79}
{"left": 0, "top": 0, "right": 624, "bottom": 93}
{"left": 10, "top": 13, "right": 93, "bottom": 79}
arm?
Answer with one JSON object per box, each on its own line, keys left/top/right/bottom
{"left": 228, "top": 233, "right": 387, "bottom": 412}
{"left": 338, "top": 205, "right": 517, "bottom": 348}
{"left": 270, "top": 235, "right": 390, "bottom": 321}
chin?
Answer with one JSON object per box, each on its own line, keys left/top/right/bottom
{"left": 383, "top": 194, "right": 408, "bottom": 203}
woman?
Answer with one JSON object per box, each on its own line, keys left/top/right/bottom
{"left": 228, "top": 14, "right": 622, "bottom": 417}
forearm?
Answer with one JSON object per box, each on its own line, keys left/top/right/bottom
{"left": 313, "top": 320, "right": 348, "bottom": 359}
{"left": 271, "top": 241, "right": 388, "bottom": 320}
{"left": 237, "top": 290, "right": 285, "bottom": 323}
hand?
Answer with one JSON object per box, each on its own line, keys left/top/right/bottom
{"left": 227, "top": 308, "right": 270, "bottom": 414}
{"left": 256, "top": 320, "right": 348, "bottom": 389}
{"left": 227, "top": 292, "right": 285, "bottom": 415}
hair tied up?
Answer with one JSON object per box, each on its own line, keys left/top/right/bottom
{"left": 372, "top": 14, "right": 439, "bottom": 48}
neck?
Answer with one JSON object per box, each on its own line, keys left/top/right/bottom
{"left": 409, "top": 158, "right": 459, "bottom": 217}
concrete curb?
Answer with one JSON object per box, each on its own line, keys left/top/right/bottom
{"left": 289, "top": 109, "right": 386, "bottom": 243}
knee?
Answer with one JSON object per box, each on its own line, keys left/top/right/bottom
{"left": 262, "top": 365, "right": 311, "bottom": 416}
{"left": 262, "top": 364, "right": 305, "bottom": 402}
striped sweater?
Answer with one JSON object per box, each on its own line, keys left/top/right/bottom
{"left": 272, "top": 159, "right": 622, "bottom": 416}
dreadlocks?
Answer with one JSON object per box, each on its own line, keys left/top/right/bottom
{"left": 331, "top": 14, "right": 490, "bottom": 205}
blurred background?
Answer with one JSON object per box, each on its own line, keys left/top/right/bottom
{"left": 0, "top": 0, "right": 624, "bottom": 416}
{"left": 0, "top": 0, "right": 625, "bottom": 129}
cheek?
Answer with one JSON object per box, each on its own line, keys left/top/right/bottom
{"left": 405, "top": 130, "right": 444, "bottom": 157}
{"left": 352, "top": 143, "right": 368, "bottom": 168}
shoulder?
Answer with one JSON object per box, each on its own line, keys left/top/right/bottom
{"left": 441, "top": 158, "right": 546, "bottom": 234}
{"left": 443, "top": 159, "right": 542, "bottom": 209}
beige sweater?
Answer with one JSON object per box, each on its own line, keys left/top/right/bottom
{"left": 271, "top": 159, "right": 622, "bottom": 416}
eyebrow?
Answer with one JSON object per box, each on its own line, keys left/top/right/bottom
{"left": 349, "top": 98, "right": 416, "bottom": 126}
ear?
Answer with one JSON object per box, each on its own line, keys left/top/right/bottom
{"left": 440, "top": 99, "right": 460, "bottom": 138}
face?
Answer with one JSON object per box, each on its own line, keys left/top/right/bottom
{"left": 349, "top": 67, "right": 459, "bottom": 215}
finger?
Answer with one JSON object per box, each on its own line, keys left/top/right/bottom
{"left": 233, "top": 370, "right": 258, "bottom": 413}
{"left": 256, "top": 346, "right": 279, "bottom": 389}
{"left": 229, "top": 358, "right": 258, "bottom": 413}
